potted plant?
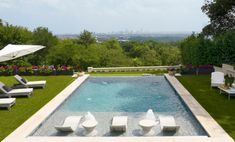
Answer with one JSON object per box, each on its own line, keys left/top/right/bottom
{"left": 168, "top": 67, "right": 176, "bottom": 76}
{"left": 224, "top": 74, "right": 235, "bottom": 88}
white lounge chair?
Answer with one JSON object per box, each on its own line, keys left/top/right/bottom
{"left": 211, "top": 72, "right": 225, "bottom": 87}
{"left": 159, "top": 115, "right": 180, "bottom": 132}
{"left": 0, "top": 98, "right": 16, "bottom": 110}
{"left": 14, "top": 75, "right": 46, "bottom": 88}
{"left": 0, "top": 82, "right": 33, "bottom": 98}
{"left": 82, "top": 112, "right": 98, "bottom": 136}
{"left": 55, "top": 116, "right": 82, "bottom": 132}
{"left": 232, "top": 83, "right": 235, "bottom": 88}
{"left": 110, "top": 116, "right": 128, "bottom": 132}
{"left": 139, "top": 109, "right": 157, "bottom": 136}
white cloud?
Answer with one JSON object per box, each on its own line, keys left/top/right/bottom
{"left": 0, "top": 0, "right": 208, "bottom": 34}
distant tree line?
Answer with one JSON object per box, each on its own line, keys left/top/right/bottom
{"left": 180, "top": 0, "right": 235, "bottom": 66}
{"left": 0, "top": 22, "right": 181, "bottom": 70}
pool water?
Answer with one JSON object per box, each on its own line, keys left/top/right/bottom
{"left": 32, "top": 76, "right": 207, "bottom": 136}
{"left": 61, "top": 76, "right": 186, "bottom": 112}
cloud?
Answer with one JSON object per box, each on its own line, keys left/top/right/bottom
{"left": 0, "top": 0, "right": 208, "bottom": 34}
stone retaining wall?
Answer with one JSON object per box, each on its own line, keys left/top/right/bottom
{"left": 87, "top": 65, "right": 180, "bottom": 72}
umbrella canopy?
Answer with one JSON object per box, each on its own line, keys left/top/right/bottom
{"left": 0, "top": 44, "right": 45, "bottom": 62}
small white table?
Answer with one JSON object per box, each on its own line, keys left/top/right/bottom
{"left": 218, "top": 86, "right": 235, "bottom": 100}
{"left": 139, "top": 120, "right": 156, "bottom": 136}
{"left": 82, "top": 120, "right": 98, "bottom": 136}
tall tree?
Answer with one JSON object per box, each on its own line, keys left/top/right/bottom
{"left": 201, "top": 0, "right": 235, "bottom": 36}
{"left": 77, "top": 30, "right": 96, "bottom": 47}
{"left": 28, "top": 27, "right": 58, "bottom": 65}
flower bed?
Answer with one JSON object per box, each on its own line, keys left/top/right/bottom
{"left": 0, "top": 65, "right": 74, "bottom": 76}
{"left": 181, "top": 65, "right": 214, "bottom": 74}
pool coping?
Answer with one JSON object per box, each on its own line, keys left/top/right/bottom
{"left": 2, "top": 74, "right": 234, "bottom": 142}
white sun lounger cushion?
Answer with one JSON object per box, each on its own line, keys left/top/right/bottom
{"left": 8, "top": 88, "right": 33, "bottom": 94}
{"left": 0, "top": 98, "right": 16, "bottom": 109}
{"left": 55, "top": 116, "right": 82, "bottom": 132}
{"left": 0, "top": 82, "right": 33, "bottom": 97}
{"left": 26, "top": 81, "right": 46, "bottom": 86}
{"left": 14, "top": 75, "right": 46, "bottom": 88}
{"left": 159, "top": 115, "right": 180, "bottom": 132}
{"left": 110, "top": 116, "right": 128, "bottom": 132}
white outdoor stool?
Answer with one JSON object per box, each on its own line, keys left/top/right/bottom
{"left": 139, "top": 119, "right": 156, "bottom": 136}
{"left": 82, "top": 120, "right": 98, "bottom": 136}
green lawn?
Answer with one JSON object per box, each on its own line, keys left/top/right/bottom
{"left": 0, "top": 76, "right": 75, "bottom": 141}
{"left": 177, "top": 75, "right": 235, "bottom": 139}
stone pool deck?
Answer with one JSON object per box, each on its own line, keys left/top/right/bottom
{"left": 2, "top": 74, "right": 234, "bottom": 142}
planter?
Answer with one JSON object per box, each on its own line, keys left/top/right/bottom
{"left": 168, "top": 71, "right": 176, "bottom": 76}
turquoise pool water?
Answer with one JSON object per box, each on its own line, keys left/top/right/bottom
{"left": 60, "top": 76, "right": 188, "bottom": 112}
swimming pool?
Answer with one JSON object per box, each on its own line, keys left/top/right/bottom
{"left": 61, "top": 76, "right": 187, "bottom": 112}
{"left": 31, "top": 76, "right": 207, "bottom": 137}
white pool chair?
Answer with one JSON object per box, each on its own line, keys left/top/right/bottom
{"left": 14, "top": 75, "right": 46, "bottom": 88}
{"left": 139, "top": 109, "right": 158, "bottom": 136}
{"left": 82, "top": 112, "right": 98, "bottom": 136}
{"left": 232, "top": 83, "right": 235, "bottom": 88}
{"left": 0, "top": 98, "right": 16, "bottom": 110}
{"left": 159, "top": 115, "right": 180, "bottom": 132}
{"left": 0, "top": 82, "right": 33, "bottom": 98}
{"left": 211, "top": 72, "right": 225, "bottom": 87}
{"left": 110, "top": 116, "right": 128, "bottom": 132}
{"left": 55, "top": 116, "right": 82, "bottom": 132}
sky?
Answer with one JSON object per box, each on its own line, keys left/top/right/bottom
{"left": 0, "top": 0, "right": 209, "bottom": 34}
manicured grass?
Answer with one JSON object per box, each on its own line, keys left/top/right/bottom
{"left": 89, "top": 70, "right": 167, "bottom": 76}
{"left": 177, "top": 75, "right": 235, "bottom": 139}
{"left": 0, "top": 76, "right": 75, "bottom": 141}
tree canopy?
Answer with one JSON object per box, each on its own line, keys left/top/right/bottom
{"left": 201, "top": 0, "right": 235, "bottom": 36}
{"left": 0, "top": 20, "right": 181, "bottom": 69}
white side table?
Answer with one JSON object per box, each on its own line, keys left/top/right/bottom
{"left": 139, "top": 120, "right": 156, "bottom": 136}
{"left": 218, "top": 86, "right": 235, "bottom": 100}
{"left": 82, "top": 120, "right": 98, "bottom": 136}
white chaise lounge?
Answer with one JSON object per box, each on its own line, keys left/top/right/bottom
{"left": 0, "top": 82, "right": 33, "bottom": 98}
{"left": 55, "top": 116, "right": 82, "bottom": 132}
{"left": 211, "top": 72, "right": 225, "bottom": 87}
{"left": 110, "top": 116, "right": 128, "bottom": 132}
{"left": 82, "top": 112, "right": 98, "bottom": 136}
{"left": 139, "top": 109, "right": 157, "bottom": 136}
{"left": 0, "top": 98, "right": 16, "bottom": 110}
{"left": 159, "top": 115, "right": 180, "bottom": 132}
{"left": 14, "top": 75, "right": 46, "bottom": 88}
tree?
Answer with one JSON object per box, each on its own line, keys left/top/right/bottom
{"left": 47, "top": 39, "right": 81, "bottom": 67}
{"left": 0, "top": 19, "right": 3, "bottom": 26}
{"left": 201, "top": 0, "right": 235, "bottom": 36}
{"left": 77, "top": 30, "right": 96, "bottom": 47}
{"left": 0, "top": 24, "right": 32, "bottom": 48}
{"left": 28, "top": 27, "right": 58, "bottom": 65}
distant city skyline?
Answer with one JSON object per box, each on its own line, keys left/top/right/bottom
{"left": 0, "top": 0, "right": 209, "bottom": 34}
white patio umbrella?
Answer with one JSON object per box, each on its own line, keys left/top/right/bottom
{"left": 0, "top": 44, "right": 45, "bottom": 62}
